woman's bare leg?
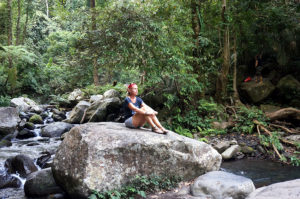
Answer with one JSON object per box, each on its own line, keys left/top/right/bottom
{"left": 149, "top": 115, "right": 164, "bottom": 129}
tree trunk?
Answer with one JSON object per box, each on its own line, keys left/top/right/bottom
{"left": 93, "top": 57, "right": 100, "bottom": 86}
{"left": 90, "top": 0, "right": 99, "bottom": 86}
{"left": 191, "top": 0, "right": 201, "bottom": 58}
{"left": 191, "top": 0, "right": 205, "bottom": 98}
{"left": 215, "top": 0, "right": 230, "bottom": 102}
{"left": 15, "top": 0, "right": 21, "bottom": 45}
{"left": 45, "top": 0, "right": 49, "bottom": 17}
{"left": 22, "top": 1, "right": 29, "bottom": 44}
{"left": 266, "top": 108, "right": 300, "bottom": 121}
{"left": 233, "top": 33, "right": 242, "bottom": 105}
{"left": 7, "top": 0, "right": 13, "bottom": 69}
{"left": 7, "top": 0, "right": 12, "bottom": 46}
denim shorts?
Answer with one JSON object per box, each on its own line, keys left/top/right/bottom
{"left": 125, "top": 117, "right": 136, "bottom": 128}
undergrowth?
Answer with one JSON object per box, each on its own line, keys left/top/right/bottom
{"left": 89, "top": 175, "right": 182, "bottom": 199}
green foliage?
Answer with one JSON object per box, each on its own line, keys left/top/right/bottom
{"left": 89, "top": 175, "right": 182, "bottom": 199}
{"left": 290, "top": 156, "right": 300, "bottom": 167}
{"left": 165, "top": 98, "right": 225, "bottom": 137}
{"left": 174, "top": 126, "right": 193, "bottom": 138}
{"left": 0, "top": 95, "right": 11, "bottom": 107}
{"left": 81, "top": 83, "right": 128, "bottom": 98}
{"left": 233, "top": 106, "right": 267, "bottom": 134}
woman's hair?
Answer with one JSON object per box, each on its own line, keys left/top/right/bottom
{"left": 127, "top": 83, "right": 137, "bottom": 95}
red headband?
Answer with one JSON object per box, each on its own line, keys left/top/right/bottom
{"left": 128, "top": 83, "right": 137, "bottom": 89}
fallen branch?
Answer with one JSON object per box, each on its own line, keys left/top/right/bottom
{"left": 266, "top": 107, "right": 300, "bottom": 121}
{"left": 254, "top": 120, "right": 283, "bottom": 160}
{"left": 280, "top": 138, "right": 297, "bottom": 147}
{"left": 269, "top": 123, "right": 299, "bottom": 134}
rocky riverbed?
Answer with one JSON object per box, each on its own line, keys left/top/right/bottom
{"left": 1, "top": 90, "right": 300, "bottom": 199}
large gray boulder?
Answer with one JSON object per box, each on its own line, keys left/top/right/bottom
{"left": 240, "top": 80, "right": 275, "bottom": 103}
{"left": 41, "top": 122, "right": 74, "bottom": 137}
{"left": 191, "top": 171, "right": 255, "bottom": 199}
{"left": 276, "top": 75, "right": 300, "bottom": 102}
{"left": 67, "top": 101, "right": 91, "bottom": 124}
{"left": 0, "top": 107, "right": 20, "bottom": 138}
{"left": 103, "top": 89, "right": 120, "bottom": 98}
{"left": 24, "top": 168, "right": 64, "bottom": 197}
{"left": 246, "top": 179, "right": 300, "bottom": 199}
{"left": 82, "top": 97, "right": 121, "bottom": 122}
{"left": 52, "top": 122, "right": 222, "bottom": 198}
{"left": 68, "top": 88, "right": 84, "bottom": 102}
{"left": 10, "top": 97, "right": 42, "bottom": 113}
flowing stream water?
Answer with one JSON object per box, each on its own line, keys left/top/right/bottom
{"left": 221, "top": 159, "right": 300, "bottom": 188}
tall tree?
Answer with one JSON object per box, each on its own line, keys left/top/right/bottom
{"left": 7, "top": 0, "right": 12, "bottom": 46}
{"left": 21, "top": 0, "right": 29, "bottom": 44}
{"left": 45, "top": 0, "right": 49, "bottom": 17}
{"left": 15, "top": 0, "right": 21, "bottom": 45}
{"left": 215, "top": 0, "right": 230, "bottom": 102}
{"left": 90, "top": 0, "right": 100, "bottom": 86}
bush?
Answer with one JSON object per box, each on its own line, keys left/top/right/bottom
{"left": 0, "top": 95, "right": 11, "bottom": 107}
{"left": 89, "top": 175, "right": 182, "bottom": 199}
{"left": 233, "top": 106, "right": 267, "bottom": 134}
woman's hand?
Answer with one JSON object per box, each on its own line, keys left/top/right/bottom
{"left": 145, "top": 110, "right": 158, "bottom": 116}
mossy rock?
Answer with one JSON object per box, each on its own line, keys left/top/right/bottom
{"left": 241, "top": 146, "right": 254, "bottom": 154}
{"left": 29, "top": 114, "right": 43, "bottom": 124}
{"left": 0, "top": 139, "right": 12, "bottom": 148}
{"left": 25, "top": 122, "right": 35, "bottom": 130}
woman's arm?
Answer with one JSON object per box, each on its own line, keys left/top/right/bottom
{"left": 141, "top": 102, "right": 158, "bottom": 115}
{"left": 128, "top": 102, "right": 147, "bottom": 115}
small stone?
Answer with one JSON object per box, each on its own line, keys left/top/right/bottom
{"left": 241, "top": 146, "right": 254, "bottom": 154}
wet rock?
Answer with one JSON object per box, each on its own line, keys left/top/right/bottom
{"left": 18, "top": 119, "right": 26, "bottom": 130}
{"left": 52, "top": 114, "right": 65, "bottom": 122}
{"left": 16, "top": 128, "right": 36, "bottom": 139}
{"left": 0, "top": 172, "right": 22, "bottom": 189}
{"left": 4, "top": 154, "right": 38, "bottom": 178}
{"left": 0, "top": 139, "right": 12, "bottom": 148}
{"left": 191, "top": 171, "right": 255, "bottom": 199}
{"left": 246, "top": 179, "right": 300, "bottom": 199}
{"left": 37, "top": 152, "right": 52, "bottom": 168}
{"left": 52, "top": 122, "right": 221, "bottom": 198}
{"left": 103, "top": 89, "right": 120, "bottom": 98}
{"left": 29, "top": 114, "right": 43, "bottom": 124}
{"left": 40, "top": 112, "right": 49, "bottom": 119}
{"left": 24, "top": 168, "right": 64, "bottom": 197}
{"left": 221, "top": 145, "right": 241, "bottom": 160}
{"left": 41, "top": 122, "right": 73, "bottom": 138}
{"left": 25, "top": 122, "right": 35, "bottom": 130}
{"left": 0, "top": 107, "right": 20, "bottom": 138}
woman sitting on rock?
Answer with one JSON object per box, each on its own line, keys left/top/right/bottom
{"left": 124, "top": 83, "right": 168, "bottom": 134}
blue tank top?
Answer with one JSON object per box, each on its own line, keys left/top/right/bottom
{"left": 123, "top": 97, "right": 143, "bottom": 119}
